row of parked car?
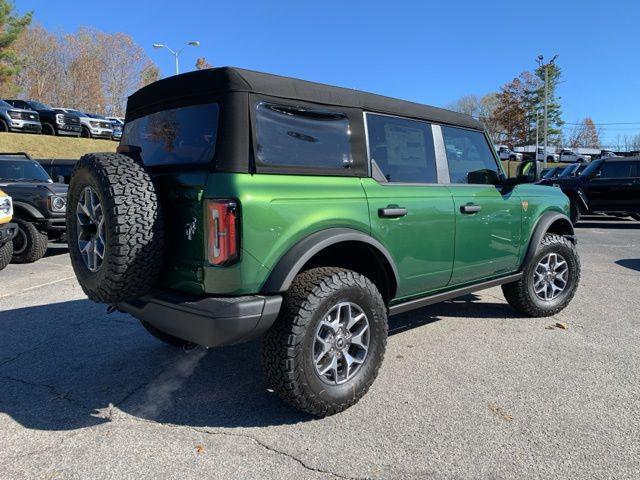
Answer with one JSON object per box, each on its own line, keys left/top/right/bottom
{"left": 496, "top": 146, "right": 623, "bottom": 164}
{"left": 0, "top": 99, "right": 123, "bottom": 141}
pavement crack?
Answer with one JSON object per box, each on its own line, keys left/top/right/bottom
{"left": 0, "top": 374, "right": 92, "bottom": 412}
{"left": 0, "top": 344, "right": 45, "bottom": 369}
{"left": 190, "top": 426, "right": 369, "bottom": 480}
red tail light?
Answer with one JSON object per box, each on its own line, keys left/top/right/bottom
{"left": 205, "top": 199, "right": 239, "bottom": 266}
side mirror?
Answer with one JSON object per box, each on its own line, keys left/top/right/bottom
{"left": 467, "top": 169, "right": 500, "bottom": 185}
{"left": 57, "top": 175, "right": 65, "bottom": 184}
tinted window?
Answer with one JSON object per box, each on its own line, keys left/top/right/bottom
{"left": 441, "top": 126, "right": 500, "bottom": 184}
{"left": 600, "top": 161, "right": 635, "bottom": 178}
{"left": 255, "top": 102, "right": 353, "bottom": 170}
{"left": 0, "top": 160, "right": 52, "bottom": 182}
{"left": 366, "top": 114, "right": 437, "bottom": 183}
{"left": 122, "top": 103, "right": 218, "bottom": 166}
{"left": 51, "top": 164, "right": 75, "bottom": 183}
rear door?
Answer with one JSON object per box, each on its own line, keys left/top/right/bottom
{"left": 361, "top": 113, "right": 455, "bottom": 298}
{"left": 439, "top": 126, "right": 522, "bottom": 285}
{"left": 583, "top": 160, "right": 636, "bottom": 211}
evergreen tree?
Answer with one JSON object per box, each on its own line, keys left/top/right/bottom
{"left": 0, "top": 1, "right": 32, "bottom": 92}
{"left": 533, "top": 62, "right": 564, "bottom": 145}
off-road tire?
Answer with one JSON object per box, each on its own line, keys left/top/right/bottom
{"left": 11, "top": 218, "right": 48, "bottom": 264}
{"left": 262, "top": 267, "right": 388, "bottom": 417}
{"left": 67, "top": 152, "right": 164, "bottom": 303}
{"left": 42, "top": 123, "right": 55, "bottom": 135}
{"left": 0, "top": 241, "right": 13, "bottom": 271}
{"left": 139, "top": 320, "right": 196, "bottom": 348}
{"left": 569, "top": 200, "right": 581, "bottom": 225}
{"left": 502, "top": 234, "right": 580, "bottom": 317}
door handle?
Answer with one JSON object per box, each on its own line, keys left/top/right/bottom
{"left": 378, "top": 206, "right": 408, "bottom": 218}
{"left": 460, "top": 204, "right": 481, "bottom": 214}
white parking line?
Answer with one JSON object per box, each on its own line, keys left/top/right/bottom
{"left": 0, "top": 275, "right": 77, "bottom": 300}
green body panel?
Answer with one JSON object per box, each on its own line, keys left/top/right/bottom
{"left": 200, "top": 173, "right": 371, "bottom": 295}
{"left": 159, "top": 170, "right": 570, "bottom": 301}
{"left": 448, "top": 185, "right": 523, "bottom": 285}
{"left": 360, "top": 178, "right": 455, "bottom": 297}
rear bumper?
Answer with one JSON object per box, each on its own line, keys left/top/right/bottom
{"left": 118, "top": 291, "right": 282, "bottom": 348}
{"left": 0, "top": 222, "right": 18, "bottom": 245}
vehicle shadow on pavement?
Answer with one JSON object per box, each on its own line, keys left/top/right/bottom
{"left": 615, "top": 258, "right": 640, "bottom": 272}
{"left": 0, "top": 294, "right": 522, "bottom": 431}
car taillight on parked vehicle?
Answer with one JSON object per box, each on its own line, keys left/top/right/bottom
{"left": 206, "top": 199, "right": 239, "bottom": 266}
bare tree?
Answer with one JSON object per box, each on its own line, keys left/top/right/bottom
{"left": 448, "top": 94, "right": 481, "bottom": 118}
{"left": 568, "top": 117, "right": 601, "bottom": 148}
{"left": 195, "top": 57, "right": 213, "bottom": 70}
{"left": 140, "top": 61, "right": 160, "bottom": 88}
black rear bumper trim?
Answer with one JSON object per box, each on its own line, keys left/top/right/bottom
{"left": 118, "top": 291, "right": 282, "bottom": 348}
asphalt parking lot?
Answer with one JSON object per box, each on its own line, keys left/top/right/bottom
{"left": 1, "top": 216, "right": 639, "bottom": 480}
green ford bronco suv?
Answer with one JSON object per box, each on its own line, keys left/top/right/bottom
{"left": 67, "top": 67, "right": 580, "bottom": 416}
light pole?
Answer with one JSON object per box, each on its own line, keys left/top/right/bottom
{"left": 153, "top": 41, "right": 200, "bottom": 76}
{"left": 537, "top": 54, "right": 558, "bottom": 170}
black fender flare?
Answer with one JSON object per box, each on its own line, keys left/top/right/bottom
{"left": 12, "top": 201, "right": 44, "bottom": 220}
{"left": 261, "top": 228, "right": 399, "bottom": 295}
{"left": 522, "top": 211, "right": 575, "bottom": 268}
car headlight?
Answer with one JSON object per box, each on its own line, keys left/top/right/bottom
{"left": 56, "top": 113, "right": 65, "bottom": 124}
{"left": 90, "top": 121, "right": 100, "bottom": 128}
{"left": 8, "top": 111, "right": 23, "bottom": 120}
{"left": 50, "top": 195, "right": 66, "bottom": 212}
{"left": 0, "top": 196, "right": 13, "bottom": 219}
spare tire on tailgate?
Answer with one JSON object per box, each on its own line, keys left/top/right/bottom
{"left": 67, "top": 152, "right": 164, "bottom": 303}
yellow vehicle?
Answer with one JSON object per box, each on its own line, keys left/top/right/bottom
{"left": 0, "top": 188, "right": 18, "bottom": 271}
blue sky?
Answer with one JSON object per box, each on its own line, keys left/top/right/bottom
{"left": 20, "top": 0, "right": 640, "bottom": 146}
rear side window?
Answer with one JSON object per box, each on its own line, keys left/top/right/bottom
{"left": 600, "top": 161, "right": 636, "bottom": 178}
{"left": 122, "top": 103, "right": 218, "bottom": 166}
{"left": 254, "top": 102, "right": 353, "bottom": 170}
{"left": 365, "top": 113, "right": 437, "bottom": 183}
{"left": 441, "top": 126, "right": 500, "bottom": 184}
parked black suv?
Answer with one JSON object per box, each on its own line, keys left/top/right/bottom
{"left": 38, "top": 158, "right": 77, "bottom": 184}
{"left": 547, "top": 157, "right": 640, "bottom": 223}
{"left": 0, "top": 153, "right": 67, "bottom": 263}
{"left": 3, "top": 100, "right": 81, "bottom": 137}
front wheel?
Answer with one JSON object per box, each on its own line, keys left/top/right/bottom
{"left": 502, "top": 234, "right": 580, "bottom": 317}
{"left": 0, "top": 241, "right": 13, "bottom": 271}
{"left": 11, "top": 218, "right": 48, "bottom": 264}
{"left": 570, "top": 201, "right": 581, "bottom": 225}
{"left": 262, "top": 267, "right": 388, "bottom": 417}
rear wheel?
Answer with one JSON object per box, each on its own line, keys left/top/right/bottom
{"left": 502, "top": 234, "right": 580, "bottom": 317}
{"left": 569, "top": 201, "right": 581, "bottom": 225}
{"left": 11, "top": 218, "right": 48, "bottom": 264}
{"left": 262, "top": 267, "right": 388, "bottom": 417}
{"left": 0, "top": 241, "right": 13, "bottom": 271}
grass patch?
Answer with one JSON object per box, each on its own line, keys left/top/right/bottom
{"left": 0, "top": 132, "right": 116, "bottom": 159}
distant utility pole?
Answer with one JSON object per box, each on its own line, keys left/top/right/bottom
{"left": 537, "top": 54, "right": 558, "bottom": 170}
{"left": 152, "top": 41, "right": 200, "bottom": 75}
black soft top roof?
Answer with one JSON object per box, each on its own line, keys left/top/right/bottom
{"left": 126, "top": 67, "right": 482, "bottom": 130}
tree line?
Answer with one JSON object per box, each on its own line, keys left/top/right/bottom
{"left": 0, "top": 1, "right": 159, "bottom": 117}
{"left": 448, "top": 63, "right": 612, "bottom": 150}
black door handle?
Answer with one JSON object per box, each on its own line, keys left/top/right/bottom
{"left": 460, "top": 204, "right": 481, "bottom": 214}
{"left": 378, "top": 206, "right": 408, "bottom": 218}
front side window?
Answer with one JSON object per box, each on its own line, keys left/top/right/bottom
{"left": 365, "top": 113, "right": 437, "bottom": 183}
{"left": 122, "top": 103, "right": 218, "bottom": 166}
{"left": 254, "top": 102, "right": 353, "bottom": 170}
{"left": 599, "top": 161, "right": 636, "bottom": 178}
{"left": 441, "top": 126, "right": 500, "bottom": 184}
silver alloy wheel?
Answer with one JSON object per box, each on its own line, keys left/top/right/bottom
{"left": 313, "top": 302, "right": 370, "bottom": 385}
{"left": 76, "top": 186, "right": 105, "bottom": 272}
{"left": 533, "top": 252, "right": 568, "bottom": 301}
{"left": 13, "top": 227, "right": 27, "bottom": 255}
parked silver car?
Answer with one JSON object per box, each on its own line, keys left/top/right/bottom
{"left": 0, "top": 99, "right": 42, "bottom": 134}
{"left": 56, "top": 108, "right": 113, "bottom": 139}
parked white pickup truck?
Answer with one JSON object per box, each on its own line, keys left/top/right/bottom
{"left": 558, "top": 149, "right": 591, "bottom": 163}
{"left": 537, "top": 147, "right": 560, "bottom": 163}
{"left": 497, "top": 146, "right": 523, "bottom": 161}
